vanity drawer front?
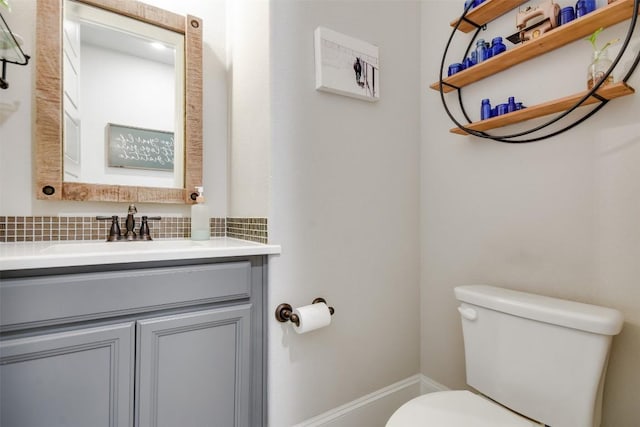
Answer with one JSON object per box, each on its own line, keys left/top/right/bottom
{"left": 1, "top": 261, "right": 251, "bottom": 330}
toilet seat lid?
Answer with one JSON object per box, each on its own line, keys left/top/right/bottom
{"left": 386, "top": 390, "right": 540, "bottom": 427}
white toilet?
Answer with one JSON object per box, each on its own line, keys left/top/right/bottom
{"left": 387, "top": 285, "right": 624, "bottom": 427}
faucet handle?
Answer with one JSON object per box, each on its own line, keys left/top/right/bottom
{"left": 139, "top": 216, "right": 161, "bottom": 240}
{"left": 96, "top": 215, "right": 122, "bottom": 241}
{"left": 128, "top": 204, "right": 137, "bottom": 215}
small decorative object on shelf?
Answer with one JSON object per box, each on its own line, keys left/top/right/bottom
{"left": 491, "top": 37, "right": 507, "bottom": 56}
{"left": 481, "top": 98, "right": 492, "bottom": 120}
{"left": 452, "top": 0, "right": 531, "bottom": 33}
{"left": 464, "top": 0, "right": 487, "bottom": 11}
{"left": 479, "top": 96, "right": 526, "bottom": 121}
{"left": 576, "top": 0, "right": 597, "bottom": 18}
{"left": 558, "top": 6, "right": 576, "bottom": 26}
{"left": 448, "top": 62, "right": 465, "bottom": 76}
{"left": 516, "top": 0, "right": 560, "bottom": 43}
{"left": 464, "top": 52, "right": 476, "bottom": 69}
{"left": 586, "top": 27, "right": 619, "bottom": 89}
{"left": 476, "top": 38, "right": 489, "bottom": 63}
{"left": 588, "top": 50, "right": 614, "bottom": 89}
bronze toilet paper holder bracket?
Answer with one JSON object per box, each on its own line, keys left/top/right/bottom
{"left": 275, "top": 297, "right": 335, "bottom": 327}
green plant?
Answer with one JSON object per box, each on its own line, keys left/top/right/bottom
{"left": 586, "top": 27, "right": 619, "bottom": 60}
{"left": 0, "top": 0, "right": 10, "bottom": 12}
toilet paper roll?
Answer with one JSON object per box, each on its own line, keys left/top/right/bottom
{"left": 292, "top": 302, "right": 332, "bottom": 334}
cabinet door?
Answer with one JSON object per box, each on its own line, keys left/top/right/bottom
{"left": 136, "top": 305, "right": 251, "bottom": 427}
{"left": 0, "top": 322, "right": 134, "bottom": 427}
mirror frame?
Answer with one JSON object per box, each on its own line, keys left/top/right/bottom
{"left": 35, "top": 0, "right": 202, "bottom": 204}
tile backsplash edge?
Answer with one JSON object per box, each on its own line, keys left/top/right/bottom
{"left": 0, "top": 216, "right": 267, "bottom": 244}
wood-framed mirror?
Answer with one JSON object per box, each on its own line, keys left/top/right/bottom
{"left": 35, "top": 0, "right": 202, "bottom": 204}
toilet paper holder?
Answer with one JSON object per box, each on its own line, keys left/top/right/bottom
{"left": 275, "top": 297, "right": 335, "bottom": 326}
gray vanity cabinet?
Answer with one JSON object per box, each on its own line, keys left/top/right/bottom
{"left": 136, "top": 305, "right": 251, "bottom": 427}
{"left": 0, "top": 322, "right": 134, "bottom": 427}
{"left": 0, "top": 256, "right": 267, "bottom": 427}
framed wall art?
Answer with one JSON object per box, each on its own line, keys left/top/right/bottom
{"left": 314, "top": 26, "right": 380, "bottom": 102}
{"left": 106, "top": 123, "right": 174, "bottom": 171}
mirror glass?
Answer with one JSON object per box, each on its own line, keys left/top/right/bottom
{"left": 62, "top": 0, "right": 184, "bottom": 188}
{"left": 35, "top": 0, "right": 202, "bottom": 204}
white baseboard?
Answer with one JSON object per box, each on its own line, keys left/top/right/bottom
{"left": 293, "top": 374, "right": 449, "bottom": 427}
{"left": 419, "top": 375, "right": 449, "bottom": 394}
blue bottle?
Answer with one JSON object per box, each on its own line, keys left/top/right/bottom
{"left": 464, "top": 57, "right": 475, "bottom": 69}
{"left": 481, "top": 98, "right": 492, "bottom": 120}
{"left": 476, "top": 39, "right": 487, "bottom": 64}
{"left": 485, "top": 41, "right": 492, "bottom": 60}
{"left": 448, "top": 63, "right": 465, "bottom": 76}
{"left": 491, "top": 37, "right": 506, "bottom": 57}
{"left": 507, "top": 96, "right": 517, "bottom": 113}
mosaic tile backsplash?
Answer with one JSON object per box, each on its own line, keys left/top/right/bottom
{"left": 0, "top": 216, "right": 267, "bottom": 244}
{"left": 227, "top": 218, "right": 268, "bottom": 243}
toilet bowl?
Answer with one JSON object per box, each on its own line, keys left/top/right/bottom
{"left": 387, "top": 390, "right": 541, "bottom": 427}
{"left": 387, "top": 285, "right": 624, "bottom": 427}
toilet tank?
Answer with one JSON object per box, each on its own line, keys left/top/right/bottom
{"left": 454, "top": 285, "right": 624, "bottom": 427}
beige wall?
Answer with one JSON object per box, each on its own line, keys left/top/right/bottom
{"left": 267, "top": 1, "right": 421, "bottom": 425}
{"left": 228, "top": 0, "right": 271, "bottom": 218}
{"left": 420, "top": 3, "right": 640, "bottom": 427}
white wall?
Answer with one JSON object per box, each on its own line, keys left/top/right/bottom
{"left": 79, "top": 45, "right": 177, "bottom": 187}
{"left": 420, "top": 2, "right": 640, "bottom": 426}
{"left": 0, "top": 0, "right": 34, "bottom": 215}
{"left": 0, "top": 0, "right": 228, "bottom": 217}
{"left": 228, "top": 0, "right": 271, "bottom": 217}
{"left": 266, "top": 1, "right": 421, "bottom": 425}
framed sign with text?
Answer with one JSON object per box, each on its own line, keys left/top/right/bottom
{"left": 106, "top": 123, "right": 174, "bottom": 172}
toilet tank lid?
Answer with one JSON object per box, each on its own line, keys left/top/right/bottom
{"left": 454, "top": 285, "right": 624, "bottom": 336}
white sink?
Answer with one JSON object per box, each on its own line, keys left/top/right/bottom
{"left": 1, "top": 238, "right": 281, "bottom": 270}
{"left": 40, "top": 239, "right": 213, "bottom": 255}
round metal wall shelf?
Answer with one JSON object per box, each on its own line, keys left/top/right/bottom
{"left": 437, "top": 0, "right": 640, "bottom": 143}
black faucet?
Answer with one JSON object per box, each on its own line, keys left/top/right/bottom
{"left": 97, "top": 205, "right": 161, "bottom": 241}
{"left": 124, "top": 204, "right": 137, "bottom": 240}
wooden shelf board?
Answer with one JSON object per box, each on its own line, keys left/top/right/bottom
{"left": 450, "top": 0, "right": 529, "bottom": 33}
{"left": 433, "top": 0, "right": 639, "bottom": 93}
{"left": 450, "top": 82, "right": 635, "bottom": 135}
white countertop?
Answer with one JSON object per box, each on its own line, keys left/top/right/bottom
{"left": 0, "top": 238, "right": 281, "bottom": 271}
